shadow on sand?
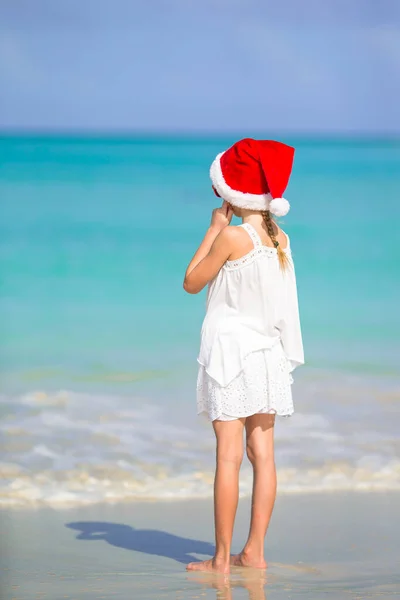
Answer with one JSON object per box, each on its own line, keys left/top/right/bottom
{"left": 66, "top": 521, "right": 215, "bottom": 565}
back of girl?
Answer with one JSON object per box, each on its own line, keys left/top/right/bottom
{"left": 184, "top": 138, "right": 304, "bottom": 574}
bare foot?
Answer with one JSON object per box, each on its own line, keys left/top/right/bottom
{"left": 186, "top": 558, "right": 230, "bottom": 573}
{"left": 230, "top": 551, "right": 267, "bottom": 569}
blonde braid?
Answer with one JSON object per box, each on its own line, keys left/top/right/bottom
{"left": 262, "top": 210, "right": 289, "bottom": 272}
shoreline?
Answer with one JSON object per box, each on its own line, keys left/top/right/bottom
{"left": 2, "top": 484, "right": 400, "bottom": 512}
{"left": 2, "top": 371, "right": 399, "bottom": 509}
{"left": 2, "top": 491, "right": 399, "bottom": 599}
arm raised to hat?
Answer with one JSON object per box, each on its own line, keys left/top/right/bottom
{"left": 183, "top": 203, "right": 235, "bottom": 294}
{"left": 183, "top": 227, "right": 236, "bottom": 294}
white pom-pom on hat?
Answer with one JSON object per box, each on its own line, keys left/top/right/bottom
{"left": 269, "top": 197, "right": 290, "bottom": 217}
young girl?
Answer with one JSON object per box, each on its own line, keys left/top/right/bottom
{"left": 183, "top": 139, "right": 304, "bottom": 574}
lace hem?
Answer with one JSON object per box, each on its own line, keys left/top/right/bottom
{"left": 197, "top": 406, "right": 293, "bottom": 422}
{"left": 196, "top": 343, "right": 294, "bottom": 422}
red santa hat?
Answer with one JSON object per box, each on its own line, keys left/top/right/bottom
{"left": 210, "top": 138, "right": 295, "bottom": 217}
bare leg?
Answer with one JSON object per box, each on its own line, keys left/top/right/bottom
{"left": 187, "top": 418, "right": 245, "bottom": 573}
{"left": 231, "top": 414, "right": 276, "bottom": 568}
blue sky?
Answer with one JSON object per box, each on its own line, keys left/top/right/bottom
{"left": 1, "top": 0, "right": 399, "bottom": 133}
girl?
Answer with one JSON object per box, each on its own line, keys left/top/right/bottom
{"left": 184, "top": 138, "right": 304, "bottom": 574}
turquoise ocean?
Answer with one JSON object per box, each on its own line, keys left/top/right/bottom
{"left": 1, "top": 135, "right": 399, "bottom": 507}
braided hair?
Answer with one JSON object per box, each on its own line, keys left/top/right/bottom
{"left": 262, "top": 210, "right": 289, "bottom": 272}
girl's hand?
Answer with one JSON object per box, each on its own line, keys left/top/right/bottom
{"left": 210, "top": 201, "right": 233, "bottom": 232}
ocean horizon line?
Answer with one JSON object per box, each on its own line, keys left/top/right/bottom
{"left": 1, "top": 128, "right": 400, "bottom": 144}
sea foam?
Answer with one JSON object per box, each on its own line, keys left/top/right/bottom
{"left": 1, "top": 385, "right": 399, "bottom": 508}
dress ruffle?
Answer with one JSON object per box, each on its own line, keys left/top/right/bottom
{"left": 197, "top": 315, "right": 282, "bottom": 387}
{"left": 197, "top": 342, "right": 293, "bottom": 422}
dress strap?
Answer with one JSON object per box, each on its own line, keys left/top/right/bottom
{"left": 240, "top": 223, "right": 262, "bottom": 248}
{"left": 282, "top": 230, "right": 291, "bottom": 250}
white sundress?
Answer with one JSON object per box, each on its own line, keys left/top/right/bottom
{"left": 197, "top": 222, "right": 304, "bottom": 422}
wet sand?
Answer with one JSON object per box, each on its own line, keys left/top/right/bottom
{"left": 1, "top": 492, "right": 399, "bottom": 599}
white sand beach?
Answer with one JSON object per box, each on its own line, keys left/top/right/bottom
{"left": 2, "top": 491, "right": 399, "bottom": 599}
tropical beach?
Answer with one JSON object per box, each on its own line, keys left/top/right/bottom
{"left": 1, "top": 134, "right": 400, "bottom": 600}
{"left": 1, "top": 136, "right": 399, "bottom": 509}
{"left": 2, "top": 493, "right": 400, "bottom": 599}
{"left": 1, "top": 1, "right": 400, "bottom": 599}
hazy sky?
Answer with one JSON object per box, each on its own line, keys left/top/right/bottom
{"left": 1, "top": 0, "right": 399, "bottom": 133}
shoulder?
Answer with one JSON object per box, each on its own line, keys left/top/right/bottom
{"left": 217, "top": 225, "right": 246, "bottom": 243}
{"left": 277, "top": 226, "right": 290, "bottom": 249}
{"left": 212, "top": 225, "right": 247, "bottom": 251}
{"left": 214, "top": 225, "right": 254, "bottom": 262}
